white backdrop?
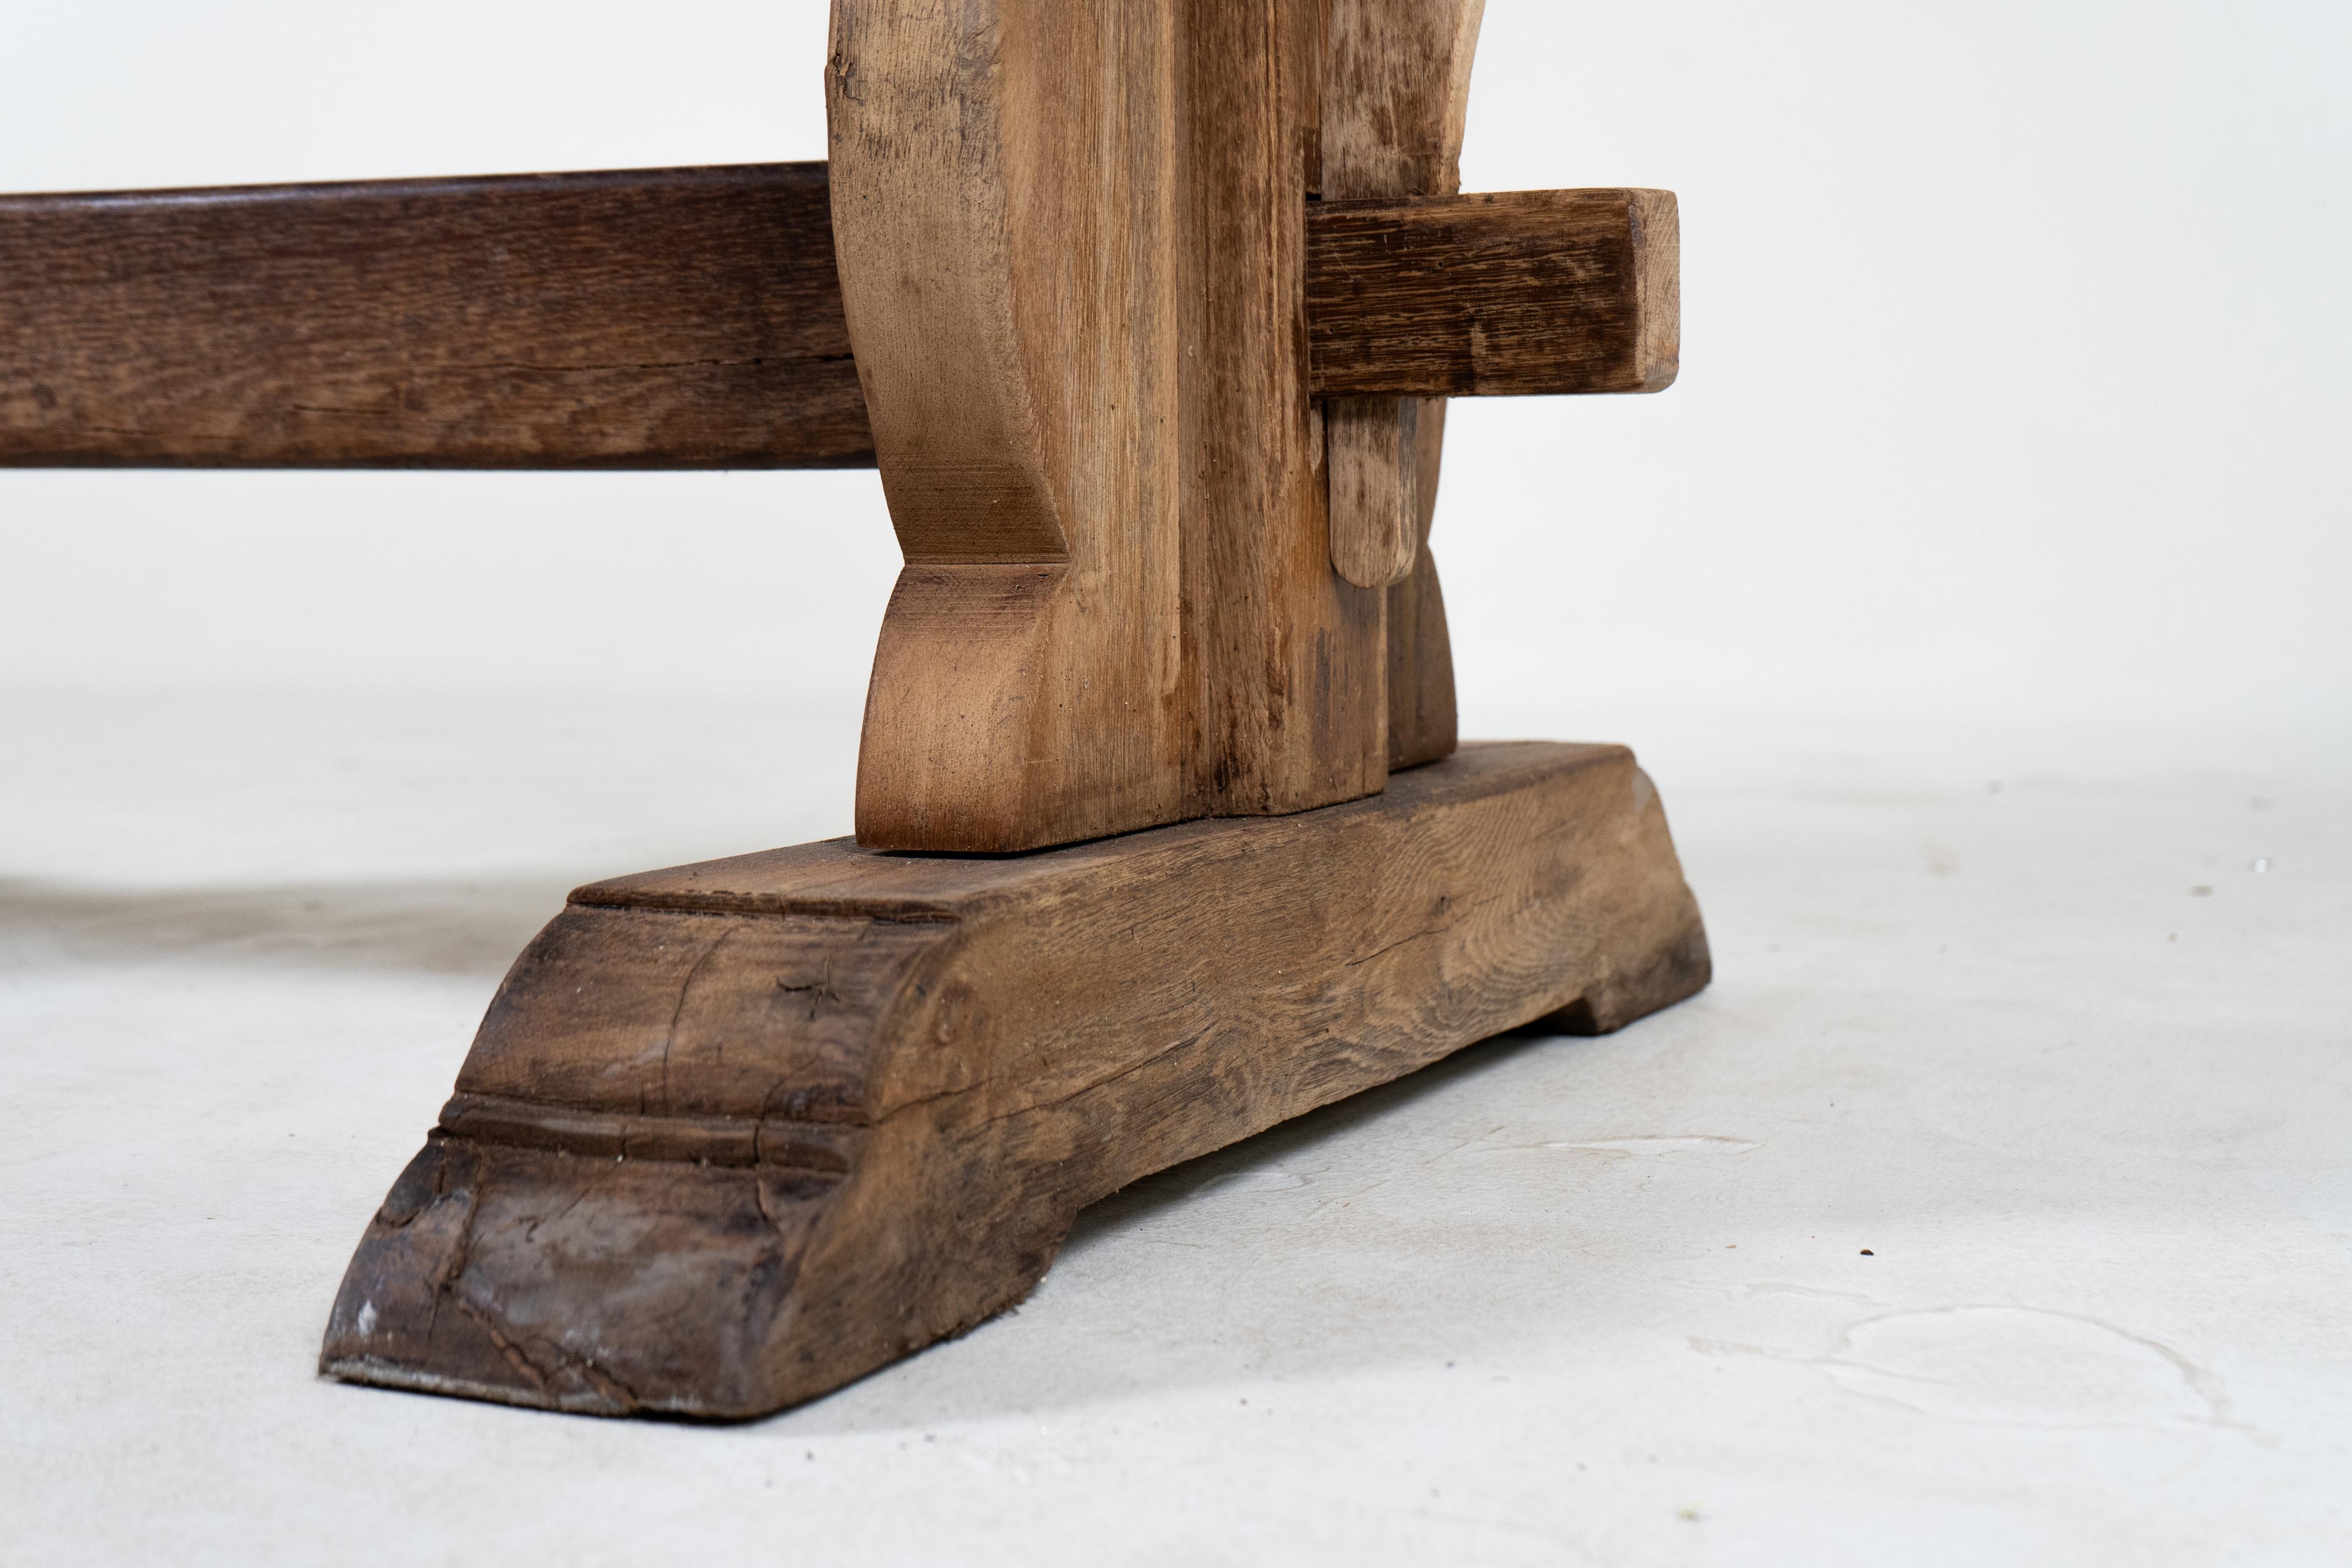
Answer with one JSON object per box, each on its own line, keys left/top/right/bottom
{"left": 7, "top": 11, "right": 2349, "bottom": 1561}
{"left": 3, "top": 0, "right": 2346, "bottom": 744}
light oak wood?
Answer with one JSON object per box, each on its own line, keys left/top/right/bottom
{"left": 1321, "top": 0, "right": 1484, "bottom": 770}
{"left": 1320, "top": 0, "right": 1485, "bottom": 203}
{"left": 1388, "top": 393, "right": 1459, "bottom": 768}
{"left": 832, "top": 0, "right": 1423, "bottom": 851}
{"left": 1179, "top": 0, "right": 1388, "bottom": 824}
{"left": 321, "top": 742, "right": 1710, "bottom": 1417}
{"left": 1326, "top": 393, "right": 1420, "bottom": 587}
{"left": 828, "top": 0, "right": 1189, "bottom": 853}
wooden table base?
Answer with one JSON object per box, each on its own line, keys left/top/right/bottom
{"left": 320, "top": 742, "right": 1709, "bottom": 1418}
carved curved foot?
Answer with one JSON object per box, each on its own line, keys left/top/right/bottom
{"left": 320, "top": 742, "right": 1709, "bottom": 1417}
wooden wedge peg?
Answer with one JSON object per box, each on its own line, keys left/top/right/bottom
{"left": 1, "top": 0, "right": 1709, "bottom": 1421}
{"left": 1327, "top": 394, "right": 1421, "bottom": 587}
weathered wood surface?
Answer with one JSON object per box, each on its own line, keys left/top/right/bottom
{"left": 0, "top": 164, "right": 870, "bottom": 469}
{"left": 828, "top": 0, "right": 1191, "bottom": 854}
{"left": 1325, "top": 393, "right": 1420, "bottom": 587}
{"left": 1179, "top": 0, "right": 1388, "bottom": 825}
{"left": 833, "top": 0, "right": 1402, "bottom": 854}
{"left": 321, "top": 741, "right": 1711, "bottom": 1417}
{"left": 1320, "top": 0, "right": 1484, "bottom": 769}
{"left": 0, "top": 167, "right": 1678, "bottom": 471}
{"left": 1386, "top": 395, "right": 1460, "bottom": 768}
{"left": 1309, "top": 188, "right": 1681, "bottom": 398}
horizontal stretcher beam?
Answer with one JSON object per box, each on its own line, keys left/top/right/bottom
{"left": 0, "top": 164, "right": 1675, "bottom": 470}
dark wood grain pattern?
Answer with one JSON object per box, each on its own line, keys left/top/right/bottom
{"left": 0, "top": 163, "right": 871, "bottom": 469}
{"left": 321, "top": 741, "right": 1710, "bottom": 1417}
{"left": 2, "top": 166, "right": 1678, "bottom": 471}
{"left": 1308, "top": 188, "right": 1680, "bottom": 398}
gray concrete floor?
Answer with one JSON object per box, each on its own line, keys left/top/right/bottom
{"left": 3, "top": 692, "right": 2344, "bottom": 1565}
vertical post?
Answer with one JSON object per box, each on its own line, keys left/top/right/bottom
{"left": 1180, "top": 0, "right": 1390, "bottom": 817}
{"left": 1324, "top": 0, "right": 1484, "bottom": 770}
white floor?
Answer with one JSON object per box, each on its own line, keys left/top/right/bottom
{"left": 3, "top": 692, "right": 2345, "bottom": 1566}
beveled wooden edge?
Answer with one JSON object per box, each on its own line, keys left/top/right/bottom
{"left": 583, "top": 740, "right": 1616, "bottom": 911}
{"left": 2, "top": 166, "right": 1677, "bottom": 470}
{"left": 320, "top": 741, "right": 1709, "bottom": 1417}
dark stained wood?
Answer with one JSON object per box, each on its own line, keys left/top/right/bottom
{"left": 321, "top": 741, "right": 1710, "bottom": 1417}
{"left": 1, "top": 166, "right": 1678, "bottom": 472}
{"left": 1308, "top": 188, "right": 1681, "bottom": 398}
{"left": 0, "top": 163, "right": 872, "bottom": 469}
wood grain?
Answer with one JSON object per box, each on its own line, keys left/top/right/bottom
{"left": 828, "top": 0, "right": 1189, "bottom": 853}
{"left": 320, "top": 741, "right": 1711, "bottom": 1417}
{"left": 0, "top": 163, "right": 1676, "bottom": 473}
{"left": 1320, "top": 0, "right": 1485, "bottom": 202}
{"left": 1179, "top": 0, "right": 1388, "bottom": 821}
{"left": 835, "top": 0, "right": 1415, "bottom": 850}
{"left": 1386, "top": 393, "right": 1460, "bottom": 767}
{"left": 1309, "top": 188, "right": 1681, "bottom": 398}
{"left": 1320, "top": 0, "right": 1484, "bottom": 770}
{"left": 1325, "top": 393, "right": 1419, "bottom": 587}
{"left": 0, "top": 164, "right": 870, "bottom": 469}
